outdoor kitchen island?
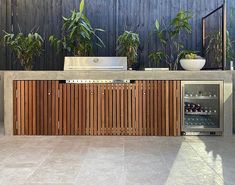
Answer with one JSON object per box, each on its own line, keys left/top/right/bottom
{"left": 2, "top": 71, "right": 233, "bottom": 136}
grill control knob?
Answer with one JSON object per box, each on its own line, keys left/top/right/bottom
{"left": 93, "top": 58, "right": 99, "bottom": 63}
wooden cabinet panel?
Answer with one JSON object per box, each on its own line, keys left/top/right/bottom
{"left": 13, "top": 80, "right": 181, "bottom": 136}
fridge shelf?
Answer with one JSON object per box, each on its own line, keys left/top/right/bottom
{"left": 184, "top": 124, "right": 218, "bottom": 128}
{"left": 185, "top": 112, "right": 217, "bottom": 116}
{"left": 184, "top": 96, "right": 217, "bottom": 100}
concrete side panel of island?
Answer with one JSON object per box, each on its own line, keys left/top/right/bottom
{"left": 0, "top": 72, "right": 4, "bottom": 128}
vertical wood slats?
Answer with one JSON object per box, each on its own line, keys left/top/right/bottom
{"left": 13, "top": 80, "right": 181, "bottom": 136}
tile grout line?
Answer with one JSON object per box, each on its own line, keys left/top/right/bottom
{"left": 23, "top": 140, "right": 60, "bottom": 183}
{"left": 120, "top": 137, "right": 126, "bottom": 185}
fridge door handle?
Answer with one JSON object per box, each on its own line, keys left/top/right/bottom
{"left": 181, "top": 85, "right": 185, "bottom": 132}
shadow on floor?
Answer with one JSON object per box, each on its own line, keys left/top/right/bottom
{"left": 196, "top": 136, "right": 235, "bottom": 185}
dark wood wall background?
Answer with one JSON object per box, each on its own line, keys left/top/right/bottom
{"left": 0, "top": 0, "right": 234, "bottom": 70}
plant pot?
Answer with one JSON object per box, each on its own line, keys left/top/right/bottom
{"left": 180, "top": 59, "right": 206, "bottom": 71}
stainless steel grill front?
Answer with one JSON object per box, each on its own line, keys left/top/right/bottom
{"left": 66, "top": 79, "right": 130, "bottom": 84}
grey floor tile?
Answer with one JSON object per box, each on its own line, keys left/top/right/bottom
{"left": 0, "top": 135, "right": 233, "bottom": 184}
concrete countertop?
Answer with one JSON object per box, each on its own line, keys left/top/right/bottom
{"left": 0, "top": 70, "right": 233, "bottom": 136}
{"left": 1, "top": 70, "right": 233, "bottom": 81}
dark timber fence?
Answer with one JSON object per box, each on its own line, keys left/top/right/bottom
{"left": 0, "top": 0, "right": 234, "bottom": 70}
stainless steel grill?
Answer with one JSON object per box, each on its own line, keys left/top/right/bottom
{"left": 64, "top": 57, "right": 127, "bottom": 71}
{"left": 64, "top": 57, "right": 129, "bottom": 84}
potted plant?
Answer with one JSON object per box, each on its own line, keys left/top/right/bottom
{"left": 116, "top": 31, "right": 140, "bottom": 69}
{"left": 180, "top": 52, "right": 206, "bottom": 71}
{"left": 3, "top": 31, "right": 43, "bottom": 70}
{"left": 49, "top": 0, "right": 105, "bottom": 59}
{"left": 148, "top": 51, "right": 164, "bottom": 69}
{"left": 149, "top": 10, "right": 193, "bottom": 70}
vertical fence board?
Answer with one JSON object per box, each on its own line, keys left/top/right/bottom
{"left": 1, "top": 1, "right": 234, "bottom": 70}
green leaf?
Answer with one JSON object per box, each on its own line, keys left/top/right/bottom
{"left": 80, "top": 0, "right": 85, "bottom": 14}
{"left": 94, "top": 28, "right": 105, "bottom": 32}
{"left": 155, "top": 19, "right": 160, "bottom": 30}
{"left": 62, "top": 16, "right": 68, "bottom": 21}
{"left": 94, "top": 33, "right": 105, "bottom": 47}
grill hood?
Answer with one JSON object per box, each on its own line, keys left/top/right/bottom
{"left": 64, "top": 57, "right": 127, "bottom": 71}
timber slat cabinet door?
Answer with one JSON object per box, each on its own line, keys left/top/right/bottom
{"left": 14, "top": 81, "right": 59, "bottom": 135}
{"left": 13, "top": 80, "right": 181, "bottom": 136}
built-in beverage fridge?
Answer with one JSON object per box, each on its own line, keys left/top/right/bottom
{"left": 181, "top": 81, "right": 223, "bottom": 135}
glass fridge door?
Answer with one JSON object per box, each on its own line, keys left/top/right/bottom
{"left": 182, "top": 81, "right": 223, "bottom": 132}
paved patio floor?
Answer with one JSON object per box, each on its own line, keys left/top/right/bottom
{"left": 0, "top": 135, "right": 234, "bottom": 185}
